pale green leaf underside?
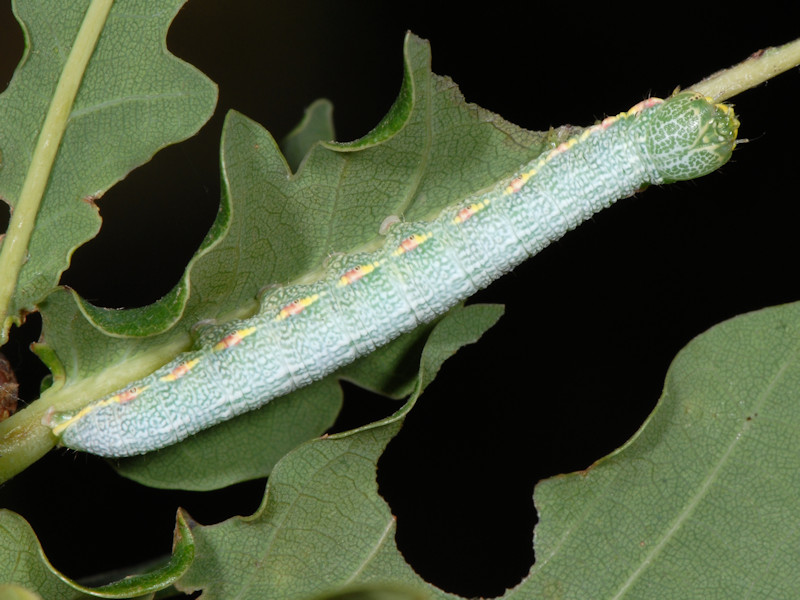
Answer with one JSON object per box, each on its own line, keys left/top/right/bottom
{"left": 524, "top": 301, "right": 800, "bottom": 598}
{"left": 0, "top": 510, "right": 78, "bottom": 600}
{"left": 176, "top": 300, "right": 800, "bottom": 599}
{"left": 0, "top": 508, "right": 194, "bottom": 599}
{"left": 0, "top": 0, "right": 217, "bottom": 337}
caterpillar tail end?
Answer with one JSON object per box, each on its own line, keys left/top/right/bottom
{"left": 42, "top": 406, "right": 76, "bottom": 440}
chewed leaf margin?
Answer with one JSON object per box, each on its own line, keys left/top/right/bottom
{"left": 0, "top": 508, "right": 194, "bottom": 598}
{"left": 176, "top": 303, "right": 505, "bottom": 599}
{"left": 175, "top": 300, "right": 800, "bottom": 599}
{"left": 0, "top": 0, "right": 217, "bottom": 342}
{"left": 70, "top": 31, "right": 576, "bottom": 340}
{"left": 71, "top": 31, "right": 419, "bottom": 341}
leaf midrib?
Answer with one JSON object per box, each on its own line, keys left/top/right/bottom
{"left": 610, "top": 342, "right": 800, "bottom": 598}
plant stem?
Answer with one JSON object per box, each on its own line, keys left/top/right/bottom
{"left": 0, "top": 0, "right": 114, "bottom": 341}
{"left": 689, "top": 36, "right": 800, "bottom": 102}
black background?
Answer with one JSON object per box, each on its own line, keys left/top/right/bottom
{"left": 1, "top": 2, "right": 798, "bottom": 597}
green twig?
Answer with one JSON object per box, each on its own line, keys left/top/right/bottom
{"left": 689, "top": 36, "right": 800, "bottom": 102}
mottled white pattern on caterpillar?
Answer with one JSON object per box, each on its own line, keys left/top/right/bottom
{"left": 46, "top": 92, "right": 739, "bottom": 456}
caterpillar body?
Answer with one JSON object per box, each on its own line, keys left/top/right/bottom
{"left": 46, "top": 92, "right": 739, "bottom": 457}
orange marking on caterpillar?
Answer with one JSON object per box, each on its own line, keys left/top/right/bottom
{"left": 505, "top": 172, "right": 534, "bottom": 195}
{"left": 627, "top": 97, "right": 663, "bottom": 115}
{"left": 502, "top": 97, "right": 667, "bottom": 203}
{"left": 48, "top": 385, "right": 151, "bottom": 436}
{"left": 110, "top": 387, "right": 146, "bottom": 405}
{"left": 600, "top": 115, "right": 617, "bottom": 129}
{"left": 338, "top": 262, "right": 379, "bottom": 286}
{"left": 393, "top": 233, "right": 432, "bottom": 256}
{"left": 213, "top": 326, "right": 258, "bottom": 351}
{"left": 552, "top": 138, "right": 578, "bottom": 155}
{"left": 508, "top": 177, "right": 525, "bottom": 193}
{"left": 453, "top": 200, "right": 489, "bottom": 224}
{"left": 276, "top": 294, "right": 321, "bottom": 321}
{"left": 160, "top": 358, "right": 201, "bottom": 382}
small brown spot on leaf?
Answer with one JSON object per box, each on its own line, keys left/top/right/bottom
{"left": 82, "top": 193, "right": 103, "bottom": 207}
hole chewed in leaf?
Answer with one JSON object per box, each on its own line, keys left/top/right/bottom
{"left": 377, "top": 342, "right": 537, "bottom": 598}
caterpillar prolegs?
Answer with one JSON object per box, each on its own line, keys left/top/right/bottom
{"left": 46, "top": 92, "right": 739, "bottom": 457}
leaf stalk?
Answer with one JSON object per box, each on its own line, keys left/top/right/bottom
{"left": 689, "top": 36, "right": 800, "bottom": 101}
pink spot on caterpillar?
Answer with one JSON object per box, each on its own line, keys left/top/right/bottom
{"left": 505, "top": 173, "right": 534, "bottom": 195}
{"left": 508, "top": 178, "right": 525, "bottom": 193}
{"left": 339, "top": 263, "right": 378, "bottom": 286}
{"left": 393, "top": 233, "right": 431, "bottom": 256}
{"left": 48, "top": 385, "right": 150, "bottom": 436}
{"left": 276, "top": 295, "right": 320, "bottom": 321}
{"left": 627, "top": 97, "right": 663, "bottom": 115}
{"left": 213, "top": 326, "right": 258, "bottom": 351}
{"left": 551, "top": 138, "right": 578, "bottom": 156}
{"left": 160, "top": 359, "right": 201, "bottom": 382}
{"left": 112, "top": 387, "right": 145, "bottom": 405}
{"left": 600, "top": 116, "right": 617, "bottom": 129}
{"left": 453, "top": 201, "right": 489, "bottom": 224}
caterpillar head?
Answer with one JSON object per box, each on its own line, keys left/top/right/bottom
{"left": 639, "top": 91, "right": 739, "bottom": 184}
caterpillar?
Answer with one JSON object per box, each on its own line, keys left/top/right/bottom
{"left": 45, "top": 91, "right": 739, "bottom": 457}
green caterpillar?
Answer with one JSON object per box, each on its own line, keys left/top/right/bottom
{"left": 45, "top": 91, "right": 739, "bottom": 457}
